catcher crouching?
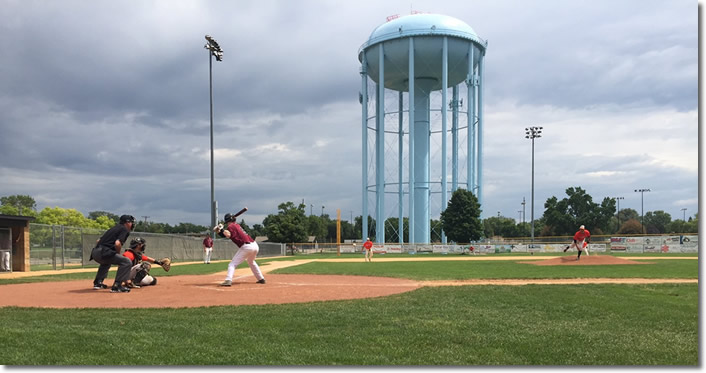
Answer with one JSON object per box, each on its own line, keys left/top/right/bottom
{"left": 122, "top": 238, "right": 171, "bottom": 288}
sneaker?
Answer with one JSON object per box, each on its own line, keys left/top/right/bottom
{"left": 126, "top": 282, "right": 140, "bottom": 289}
{"left": 256, "top": 279, "right": 266, "bottom": 284}
{"left": 563, "top": 246, "right": 569, "bottom": 252}
{"left": 220, "top": 280, "right": 232, "bottom": 287}
{"left": 110, "top": 285, "right": 131, "bottom": 293}
{"left": 93, "top": 282, "right": 108, "bottom": 290}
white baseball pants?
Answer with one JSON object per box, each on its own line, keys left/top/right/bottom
{"left": 225, "top": 242, "right": 264, "bottom": 281}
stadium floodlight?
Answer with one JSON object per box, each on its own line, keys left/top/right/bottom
{"left": 634, "top": 189, "right": 651, "bottom": 233}
{"left": 614, "top": 197, "right": 624, "bottom": 232}
{"left": 525, "top": 126, "right": 542, "bottom": 248}
{"left": 205, "top": 35, "right": 223, "bottom": 61}
{"left": 206, "top": 35, "right": 223, "bottom": 239}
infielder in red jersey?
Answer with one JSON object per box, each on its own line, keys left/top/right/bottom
{"left": 564, "top": 225, "right": 591, "bottom": 260}
{"left": 363, "top": 237, "right": 373, "bottom": 262}
{"left": 214, "top": 213, "right": 265, "bottom": 286}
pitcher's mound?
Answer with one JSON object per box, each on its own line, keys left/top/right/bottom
{"left": 526, "top": 255, "right": 649, "bottom": 266}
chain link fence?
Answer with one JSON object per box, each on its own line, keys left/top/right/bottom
{"left": 29, "top": 223, "right": 285, "bottom": 270}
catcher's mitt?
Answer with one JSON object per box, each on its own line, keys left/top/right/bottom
{"left": 157, "top": 257, "right": 171, "bottom": 272}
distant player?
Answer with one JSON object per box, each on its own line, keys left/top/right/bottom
{"left": 564, "top": 225, "right": 591, "bottom": 260}
{"left": 203, "top": 233, "right": 213, "bottom": 264}
{"left": 363, "top": 237, "right": 373, "bottom": 262}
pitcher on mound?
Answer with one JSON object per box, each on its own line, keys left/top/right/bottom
{"left": 564, "top": 225, "right": 591, "bottom": 260}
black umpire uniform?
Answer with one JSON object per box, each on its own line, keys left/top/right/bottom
{"left": 90, "top": 215, "right": 135, "bottom": 292}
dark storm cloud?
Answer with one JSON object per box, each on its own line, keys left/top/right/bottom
{"left": 0, "top": 0, "right": 697, "bottom": 226}
{"left": 478, "top": 0, "right": 696, "bottom": 111}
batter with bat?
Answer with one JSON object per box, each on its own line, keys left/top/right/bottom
{"left": 213, "top": 208, "right": 266, "bottom": 286}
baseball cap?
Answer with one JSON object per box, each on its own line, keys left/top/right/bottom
{"left": 579, "top": 225, "right": 585, "bottom": 230}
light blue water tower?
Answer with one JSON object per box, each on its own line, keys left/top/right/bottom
{"left": 358, "top": 13, "right": 487, "bottom": 244}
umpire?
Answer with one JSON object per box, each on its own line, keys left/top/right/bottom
{"left": 90, "top": 214, "right": 136, "bottom": 293}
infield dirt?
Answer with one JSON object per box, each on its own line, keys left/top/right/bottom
{"left": 0, "top": 256, "right": 696, "bottom": 308}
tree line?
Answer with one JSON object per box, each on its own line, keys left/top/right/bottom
{"left": 1, "top": 188, "right": 698, "bottom": 244}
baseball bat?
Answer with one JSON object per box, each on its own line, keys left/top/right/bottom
{"left": 233, "top": 207, "right": 248, "bottom": 219}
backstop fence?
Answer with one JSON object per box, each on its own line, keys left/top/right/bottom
{"left": 28, "top": 223, "right": 285, "bottom": 270}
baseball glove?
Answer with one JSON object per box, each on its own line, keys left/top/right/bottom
{"left": 156, "top": 257, "right": 171, "bottom": 272}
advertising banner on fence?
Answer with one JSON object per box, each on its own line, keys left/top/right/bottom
{"left": 385, "top": 245, "right": 403, "bottom": 254}
{"left": 512, "top": 244, "right": 528, "bottom": 253}
{"left": 588, "top": 244, "right": 606, "bottom": 252}
{"left": 477, "top": 245, "right": 494, "bottom": 254}
{"left": 372, "top": 244, "right": 386, "bottom": 253}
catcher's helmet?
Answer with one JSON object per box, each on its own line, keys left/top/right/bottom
{"left": 224, "top": 213, "right": 235, "bottom": 222}
{"left": 130, "top": 237, "right": 146, "bottom": 251}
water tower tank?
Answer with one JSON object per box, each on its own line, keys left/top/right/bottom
{"left": 358, "top": 13, "right": 487, "bottom": 244}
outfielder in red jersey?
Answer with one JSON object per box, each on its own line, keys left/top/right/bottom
{"left": 215, "top": 213, "right": 265, "bottom": 286}
{"left": 565, "top": 225, "right": 591, "bottom": 260}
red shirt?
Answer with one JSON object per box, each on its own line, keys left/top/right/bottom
{"left": 226, "top": 222, "right": 253, "bottom": 248}
{"left": 573, "top": 229, "right": 590, "bottom": 241}
{"left": 123, "top": 250, "right": 154, "bottom": 266}
{"left": 363, "top": 240, "right": 373, "bottom": 250}
{"left": 203, "top": 236, "right": 213, "bottom": 248}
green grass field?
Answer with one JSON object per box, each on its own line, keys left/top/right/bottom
{"left": 0, "top": 253, "right": 698, "bottom": 366}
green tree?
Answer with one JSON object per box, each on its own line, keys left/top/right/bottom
{"left": 643, "top": 210, "right": 671, "bottom": 234}
{"left": 87, "top": 211, "right": 119, "bottom": 223}
{"left": 36, "top": 207, "right": 110, "bottom": 229}
{"left": 307, "top": 215, "right": 328, "bottom": 242}
{"left": 0, "top": 195, "right": 37, "bottom": 216}
{"left": 541, "top": 187, "right": 615, "bottom": 235}
{"left": 618, "top": 218, "right": 643, "bottom": 234}
{"left": 483, "top": 216, "right": 522, "bottom": 238}
{"left": 440, "top": 189, "right": 483, "bottom": 243}
{"left": 430, "top": 219, "right": 443, "bottom": 242}
{"left": 354, "top": 215, "right": 376, "bottom": 241}
{"left": 384, "top": 217, "right": 408, "bottom": 243}
{"left": 250, "top": 223, "right": 266, "bottom": 238}
{"left": 618, "top": 208, "right": 640, "bottom": 223}
{"left": 340, "top": 220, "right": 356, "bottom": 241}
{"left": 263, "top": 201, "right": 308, "bottom": 243}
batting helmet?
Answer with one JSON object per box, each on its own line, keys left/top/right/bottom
{"left": 224, "top": 213, "right": 235, "bottom": 222}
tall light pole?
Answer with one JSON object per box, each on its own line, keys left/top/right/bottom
{"left": 614, "top": 196, "right": 624, "bottom": 232}
{"left": 525, "top": 126, "right": 542, "bottom": 247}
{"left": 634, "top": 189, "right": 650, "bottom": 233}
{"left": 681, "top": 208, "right": 687, "bottom": 221}
{"left": 521, "top": 197, "right": 526, "bottom": 224}
{"left": 205, "top": 35, "right": 223, "bottom": 239}
{"left": 321, "top": 205, "right": 325, "bottom": 217}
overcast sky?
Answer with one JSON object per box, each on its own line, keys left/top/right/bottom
{"left": 0, "top": 0, "right": 699, "bottom": 231}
